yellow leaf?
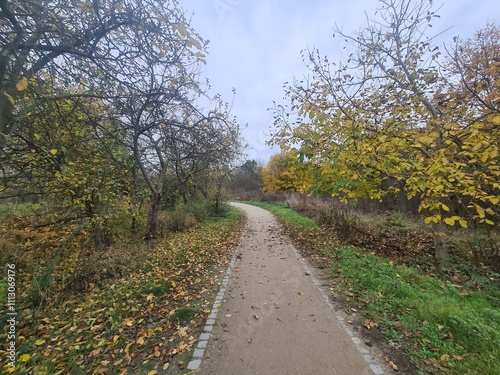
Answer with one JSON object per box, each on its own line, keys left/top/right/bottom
{"left": 475, "top": 205, "right": 486, "bottom": 219}
{"left": 16, "top": 77, "right": 29, "bottom": 91}
{"left": 19, "top": 353, "right": 31, "bottom": 362}
{"left": 123, "top": 318, "right": 134, "bottom": 327}
{"left": 50, "top": 149, "right": 58, "bottom": 155}
{"left": 124, "top": 342, "right": 134, "bottom": 354}
{"left": 162, "top": 363, "right": 170, "bottom": 370}
{"left": 491, "top": 115, "right": 500, "bottom": 125}
{"left": 113, "top": 335, "right": 120, "bottom": 342}
{"left": 490, "top": 147, "right": 498, "bottom": 159}
{"left": 441, "top": 204, "right": 450, "bottom": 212}
{"left": 35, "top": 339, "right": 46, "bottom": 346}
{"left": 147, "top": 371, "right": 157, "bottom": 375}
{"left": 481, "top": 150, "right": 489, "bottom": 163}
{"left": 458, "top": 219, "right": 468, "bottom": 229}
{"left": 443, "top": 218, "right": 455, "bottom": 226}
{"left": 4, "top": 92, "right": 15, "bottom": 105}
{"left": 136, "top": 337, "right": 145, "bottom": 345}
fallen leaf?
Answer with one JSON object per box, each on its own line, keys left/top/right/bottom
{"left": 147, "top": 371, "right": 157, "bottom": 375}
{"left": 124, "top": 342, "right": 134, "bottom": 354}
{"left": 34, "top": 338, "right": 46, "bottom": 346}
{"left": 388, "top": 361, "right": 398, "bottom": 371}
{"left": 225, "top": 314, "right": 232, "bottom": 318}
{"left": 363, "top": 320, "right": 378, "bottom": 330}
{"left": 122, "top": 318, "right": 134, "bottom": 327}
{"left": 254, "top": 314, "right": 260, "bottom": 320}
{"left": 19, "top": 353, "right": 31, "bottom": 362}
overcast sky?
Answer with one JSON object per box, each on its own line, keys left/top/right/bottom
{"left": 180, "top": 0, "right": 498, "bottom": 163}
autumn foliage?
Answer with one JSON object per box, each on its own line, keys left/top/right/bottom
{"left": 261, "top": 152, "right": 303, "bottom": 193}
{"left": 268, "top": 1, "right": 499, "bottom": 266}
{"left": 0, "top": 211, "right": 244, "bottom": 374}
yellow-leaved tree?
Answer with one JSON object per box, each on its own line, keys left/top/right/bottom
{"left": 261, "top": 151, "right": 304, "bottom": 193}
{"left": 269, "top": 0, "right": 499, "bottom": 267}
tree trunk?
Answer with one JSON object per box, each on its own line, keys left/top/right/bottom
{"left": 144, "top": 192, "right": 162, "bottom": 249}
{"left": 432, "top": 221, "right": 449, "bottom": 269}
{"left": 0, "top": 92, "right": 16, "bottom": 148}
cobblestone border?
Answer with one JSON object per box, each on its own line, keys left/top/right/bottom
{"left": 186, "top": 242, "right": 385, "bottom": 374}
{"left": 187, "top": 256, "right": 237, "bottom": 371}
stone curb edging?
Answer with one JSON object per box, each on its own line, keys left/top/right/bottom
{"left": 187, "top": 256, "right": 237, "bottom": 371}
{"left": 185, "top": 242, "right": 385, "bottom": 374}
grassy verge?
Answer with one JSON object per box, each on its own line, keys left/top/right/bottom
{"left": 1, "top": 207, "right": 244, "bottom": 375}
{"left": 242, "top": 200, "right": 500, "bottom": 375}
{"left": 239, "top": 200, "right": 316, "bottom": 230}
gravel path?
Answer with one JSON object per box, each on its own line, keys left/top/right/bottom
{"left": 197, "top": 202, "right": 386, "bottom": 375}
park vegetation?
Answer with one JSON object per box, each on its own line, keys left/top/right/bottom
{"left": 0, "top": 1, "right": 244, "bottom": 373}
{"left": 266, "top": 0, "right": 499, "bottom": 267}
{"left": 256, "top": 1, "right": 500, "bottom": 372}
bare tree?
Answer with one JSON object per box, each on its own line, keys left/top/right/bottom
{"left": 0, "top": 0, "right": 205, "bottom": 146}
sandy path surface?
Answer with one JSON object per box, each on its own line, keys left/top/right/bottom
{"left": 199, "top": 202, "right": 385, "bottom": 375}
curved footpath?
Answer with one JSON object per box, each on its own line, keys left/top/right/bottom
{"left": 192, "top": 202, "right": 388, "bottom": 375}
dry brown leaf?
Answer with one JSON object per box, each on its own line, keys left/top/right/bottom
{"left": 388, "top": 361, "right": 398, "bottom": 371}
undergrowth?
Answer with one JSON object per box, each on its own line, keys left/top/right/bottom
{"left": 0, "top": 207, "right": 244, "bottom": 374}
